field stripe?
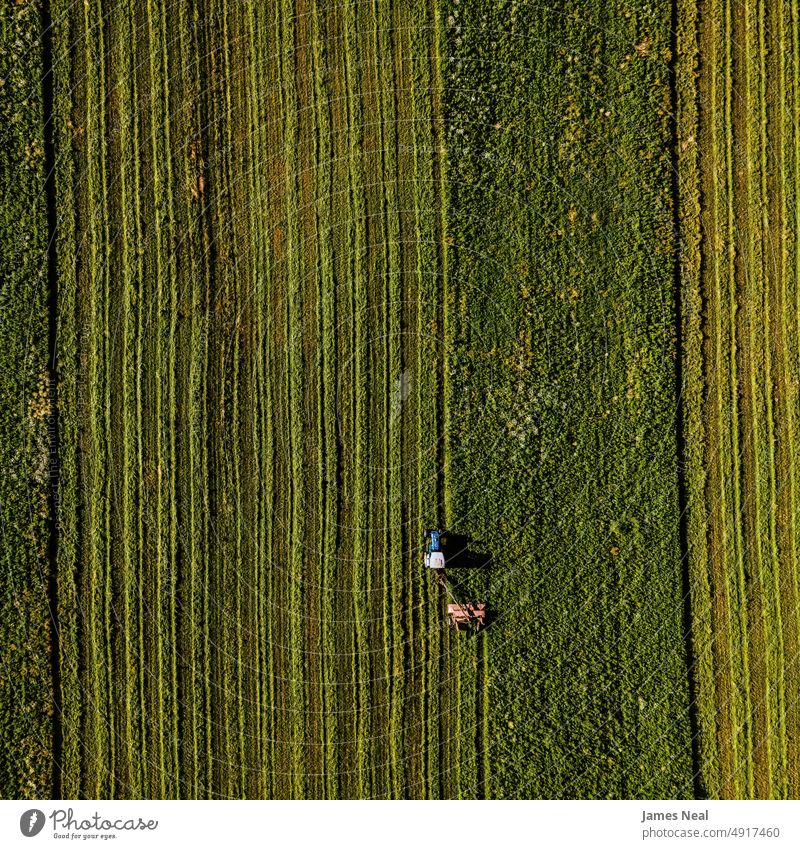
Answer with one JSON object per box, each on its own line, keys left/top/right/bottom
{"left": 292, "top": 0, "right": 324, "bottom": 796}
{"left": 242, "top": 0, "right": 266, "bottom": 799}
{"left": 786, "top": 0, "right": 800, "bottom": 796}
{"left": 283, "top": 0, "right": 307, "bottom": 796}
{"left": 325, "top": 0, "right": 360, "bottom": 796}
{"left": 754, "top": 0, "right": 783, "bottom": 796}
{"left": 131, "top": 0, "right": 149, "bottom": 796}
{"left": 51, "top": 0, "right": 78, "bottom": 800}
{"left": 683, "top": 0, "right": 800, "bottom": 798}
{"left": 98, "top": 0, "right": 115, "bottom": 793}
{"left": 245, "top": 2, "right": 263, "bottom": 798}
{"left": 85, "top": 0, "right": 104, "bottom": 795}
{"left": 409, "top": 0, "right": 440, "bottom": 796}
{"left": 385, "top": 0, "right": 408, "bottom": 798}
{"left": 0, "top": 0, "right": 54, "bottom": 799}
{"left": 676, "top": 0, "right": 716, "bottom": 795}
{"left": 766, "top": 0, "right": 795, "bottom": 796}
{"left": 196, "top": 0, "right": 214, "bottom": 796}
{"left": 161, "top": 0, "right": 180, "bottom": 795}
{"left": 392, "top": 1, "right": 425, "bottom": 797}
{"left": 735, "top": 0, "right": 768, "bottom": 798}
{"left": 309, "top": 0, "right": 339, "bottom": 798}
{"left": 259, "top": 1, "right": 284, "bottom": 799}
{"left": 340, "top": 0, "right": 372, "bottom": 798}
{"left": 107, "top": 2, "right": 131, "bottom": 795}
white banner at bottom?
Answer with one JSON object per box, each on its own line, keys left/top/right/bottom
{"left": 1, "top": 799, "right": 797, "bottom": 849}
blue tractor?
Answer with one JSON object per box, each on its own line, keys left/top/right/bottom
{"left": 424, "top": 528, "right": 446, "bottom": 570}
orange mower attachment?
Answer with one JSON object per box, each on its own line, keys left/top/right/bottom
{"left": 447, "top": 602, "right": 487, "bottom": 631}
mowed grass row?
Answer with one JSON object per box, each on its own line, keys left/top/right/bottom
{"left": 0, "top": 0, "right": 52, "bottom": 798}
{"left": 52, "top": 0, "right": 474, "bottom": 797}
{"left": 678, "top": 0, "right": 800, "bottom": 798}
{"left": 441, "top": 0, "right": 694, "bottom": 798}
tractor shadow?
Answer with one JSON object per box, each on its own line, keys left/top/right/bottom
{"left": 441, "top": 533, "right": 493, "bottom": 570}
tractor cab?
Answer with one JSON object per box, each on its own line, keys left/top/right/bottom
{"left": 424, "top": 528, "right": 445, "bottom": 570}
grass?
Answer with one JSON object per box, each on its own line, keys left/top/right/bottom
{"left": 678, "top": 0, "right": 800, "bottom": 799}
{"left": 441, "top": 0, "right": 694, "bottom": 798}
{"left": 0, "top": 0, "right": 52, "bottom": 799}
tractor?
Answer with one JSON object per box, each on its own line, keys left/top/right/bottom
{"left": 424, "top": 528, "right": 487, "bottom": 632}
{"left": 424, "top": 528, "right": 446, "bottom": 570}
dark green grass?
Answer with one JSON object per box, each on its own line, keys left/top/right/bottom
{"left": 0, "top": 0, "right": 52, "bottom": 798}
{"left": 441, "top": 0, "right": 693, "bottom": 798}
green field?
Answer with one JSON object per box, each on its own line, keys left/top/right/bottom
{"left": 1, "top": 0, "right": 799, "bottom": 801}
